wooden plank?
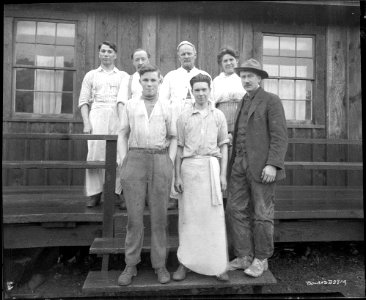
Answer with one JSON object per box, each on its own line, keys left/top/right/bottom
{"left": 3, "top": 223, "right": 102, "bottom": 249}
{"left": 28, "top": 123, "right": 46, "bottom": 185}
{"left": 198, "top": 16, "right": 220, "bottom": 77}
{"left": 288, "top": 138, "right": 362, "bottom": 145}
{"left": 140, "top": 14, "right": 157, "bottom": 65}
{"left": 90, "top": 236, "right": 179, "bottom": 254}
{"left": 82, "top": 269, "right": 276, "bottom": 296}
{"left": 284, "top": 161, "right": 362, "bottom": 170}
{"left": 158, "top": 14, "right": 178, "bottom": 76}
{"left": 179, "top": 14, "right": 199, "bottom": 69}
{"left": 2, "top": 161, "right": 108, "bottom": 169}
{"left": 327, "top": 25, "right": 347, "bottom": 139}
{"left": 274, "top": 220, "right": 364, "bottom": 242}
{"left": 117, "top": 13, "right": 139, "bottom": 75}
{"left": 293, "top": 129, "right": 312, "bottom": 185}
{"left": 220, "top": 17, "right": 240, "bottom": 55}
{"left": 3, "top": 133, "right": 118, "bottom": 140}
{"left": 241, "top": 21, "right": 253, "bottom": 61}
{"left": 85, "top": 12, "right": 96, "bottom": 74}
{"left": 3, "top": 185, "right": 83, "bottom": 194}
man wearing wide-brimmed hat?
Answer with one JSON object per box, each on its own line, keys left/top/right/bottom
{"left": 226, "top": 58, "right": 288, "bottom": 278}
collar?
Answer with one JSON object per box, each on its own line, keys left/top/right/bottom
{"left": 191, "top": 100, "right": 215, "bottom": 114}
{"left": 178, "top": 66, "right": 197, "bottom": 73}
{"left": 97, "top": 66, "right": 119, "bottom": 73}
{"left": 245, "top": 86, "right": 261, "bottom": 100}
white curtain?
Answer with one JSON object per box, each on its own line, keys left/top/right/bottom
{"left": 34, "top": 56, "right": 64, "bottom": 114}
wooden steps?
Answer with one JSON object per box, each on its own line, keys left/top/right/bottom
{"left": 82, "top": 269, "right": 276, "bottom": 296}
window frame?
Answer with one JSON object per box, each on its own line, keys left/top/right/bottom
{"left": 4, "top": 10, "right": 87, "bottom": 122}
{"left": 253, "top": 23, "right": 326, "bottom": 128}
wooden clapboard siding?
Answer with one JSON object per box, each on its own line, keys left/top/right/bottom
{"left": 179, "top": 13, "right": 199, "bottom": 69}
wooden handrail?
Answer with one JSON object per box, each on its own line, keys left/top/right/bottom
{"left": 2, "top": 161, "right": 108, "bottom": 169}
{"left": 2, "top": 133, "right": 118, "bottom": 140}
{"left": 285, "top": 161, "right": 363, "bottom": 170}
{"left": 288, "top": 138, "right": 362, "bottom": 145}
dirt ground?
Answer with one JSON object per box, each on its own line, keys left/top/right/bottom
{"left": 3, "top": 241, "right": 365, "bottom": 299}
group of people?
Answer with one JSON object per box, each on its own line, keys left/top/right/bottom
{"left": 78, "top": 40, "right": 288, "bottom": 286}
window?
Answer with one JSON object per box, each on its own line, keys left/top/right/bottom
{"left": 262, "top": 34, "right": 314, "bottom": 122}
{"left": 13, "top": 20, "right": 76, "bottom": 116}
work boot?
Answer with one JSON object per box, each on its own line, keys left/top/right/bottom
{"left": 216, "top": 272, "right": 230, "bottom": 281}
{"left": 86, "top": 193, "right": 102, "bottom": 207}
{"left": 172, "top": 264, "right": 189, "bottom": 281}
{"left": 167, "top": 197, "right": 178, "bottom": 210}
{"left": 155, "top": 266, "right": 170, "bottom": 284}
{"left": 228, "top": 256, "right": 252, "bottom": 271}
{"left": 117, "top": 265, "right": 137, "bottom": 286}
{"left": 244, "top": 258, "right": 268, "bottom": 278}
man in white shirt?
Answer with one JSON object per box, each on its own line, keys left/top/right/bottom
{"left": 160, "top": 41, "right": 211, "bottom": 208}
{"left": 117, "top": 48, "right": 150, "bottom": 106}
{"left": 117, "top": 64, "right": 177, "bottom": 286}
{"left": 78, "top": 41, "right": 128, "bottom": 207}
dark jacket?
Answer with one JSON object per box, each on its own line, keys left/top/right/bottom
{"left": 229, "top": 87, "right": 288, "bottom": 182}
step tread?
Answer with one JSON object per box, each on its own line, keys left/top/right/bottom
{"left": 90, "top": 237, "right": 179, "bottom": 254}
{"left": 82, "top": 269, "right": 276, "bottom": 295}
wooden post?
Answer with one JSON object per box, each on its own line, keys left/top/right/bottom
{"left": 101, "top": 138, "right": 117, "bottom": 271}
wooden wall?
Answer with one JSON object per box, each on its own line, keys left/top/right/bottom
{"left": 3, "top": 2, "right": 362, "bottom": 187}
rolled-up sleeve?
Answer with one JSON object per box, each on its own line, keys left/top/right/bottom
{"left": 166, "top": 103, "right": 177, "bottom": 138}
{"left": 216, "top": 110, "right": 229, "bottom": 146}
{"left": 120, "top": 102, "right": 130, "bottom": 132}
{"left": 117, "top": 75, "right": 130, "bottom": 105}
{"left": 78, "top": 70, "right": 94, "bottom": 108}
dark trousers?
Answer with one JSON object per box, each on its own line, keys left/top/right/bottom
{"left": 121, "top": 149, "right": 173, "bottom": 268}
{"left": 226, "top": 154, "right": 275, "bottom": 260}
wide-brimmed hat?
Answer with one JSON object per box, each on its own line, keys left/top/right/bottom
{"left": 234, "top": 58, "right": 269, "bottom": 79}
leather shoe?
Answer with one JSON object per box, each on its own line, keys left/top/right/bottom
{"left": 216, "top": 272, "right": 229, "bottom": 281}
{"left": 172, "top": 264, "right": 189, "bottom": 281}
{"left": 118, "top": 265, "right": 137, "bottom": 286}
{"left": 155, "top": 266, "right": 170, "bottom": 284}
{"left": 244, "top": 258, "right": 268, "bottom": 278}
{"left": 228, "top": 256, "right": 252, "bottom": 270}
{"left": 168, "top": 198, "right": 178, "bottom": 210}
{"left": 86, "top": 193, "right": 102, "bottom": 207}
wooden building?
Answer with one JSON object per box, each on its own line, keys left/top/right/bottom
{"left": 3, "top": 1, "right": 363, "bottom": 250}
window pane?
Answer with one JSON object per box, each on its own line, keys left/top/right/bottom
{"left": 295, "top": 100, "right": 312, "bottom": 120}
{"left": 61, "top": 71, "right": 74, "bottom": 92}
{"left": 56, "top": 46, "right": 75, "bottom": 67}
{"left": 263, "top": 36, "right": 279, "bottom": 56}
{"left": 296, "top": 80, "right": 312, "bottom": 100}
{"left": 37, "top": 22, "right": 56, "bottom": 44}
{"left": 15, "top": 43, "right": 36, "bottom": 65}
{"left": 263, "top": 79, "right": 278, "bottom": 95}
{"left": 280, "top": 37, "right": 295, "bottom": 57}
{"left": 16, "top": 21, "right": 36, "bottom": 43}
{"left": 61, "top": 93, "right": 73, "bottom": 113}
{"left": 279, "top": 57, "right": 295, "bottom": 77}
{"left": 16, "top": 69, "right": 34, "bottom": 90}
{"left": 35, "top": 70, "right": 54, "bottom": 91}
{"left": 15, "top": 91, "right": 34, "bottom": 113}
{"left": 56, "top": 23, "right": 75, "bottom": 45}
{"left": 36, "top": 45, "right": 55, "bottom": 67}
{"left": 296, "top": 58, "right": 313, "bottom": 78}
{"left": 282, "top": 100, "right": 295, "bottom": 120}
{"left": 34, "top": 92, "right": 62, "bottom": 114}
{"left": 297, "top": 37, "right": 313, "bottom": 57}
{"left": 279, "top": 79, "right": 294, "bottom": 100}
{"left": 263, "top": 56, "right": 279, "bottom": 76}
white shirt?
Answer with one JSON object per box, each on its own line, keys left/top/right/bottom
{"left": 212, "top": 72, "right": 246, "bottom": 104}
{"left": 78, "top": 66, "right": 128, "bottom": 108}
{"left": 116, "top": 72, "right": 142, "bottom": 105}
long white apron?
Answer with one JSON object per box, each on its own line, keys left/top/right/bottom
{"left": 177, "top": 156, "right": 228, "bottom": 276}
{"left": 85, "top": 102, "right": 122, "bottom": 196}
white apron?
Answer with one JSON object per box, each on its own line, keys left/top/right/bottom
{"left": 85, "top": 102, "right": 122, "bottom": 196}
{"left": 177, "top": 156, "right": 228, "bottom": 276}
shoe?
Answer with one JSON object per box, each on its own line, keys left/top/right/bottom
{"left": 155, "top": 266, "right": 170, "bottom": 284}
{"left": 86, "top": 193, "right": 102, "bottom": 207}
{"left": 228, "top": 256, "right": 252, "bottom": 271}
{"left": 244, "top": 258, "right": 268, "bottom": 278}
{"left": 172, "top": 264, "right": 188, "bottom": 281}
{"left": 168, "top": 198, "right": 178, "bottom": 210}
{"left": 216, "top": 272, "right": 229, "bottom": 281}
{"left": 117, "top": 265, "right": 137, "bottom": 286}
